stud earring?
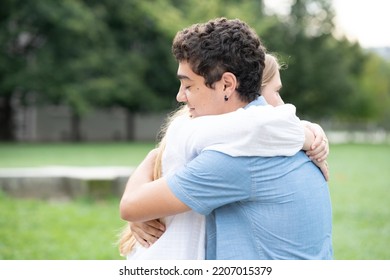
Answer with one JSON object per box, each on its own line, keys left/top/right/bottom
{"left": 224, "top": 95, "right": 229, "bottom": 101}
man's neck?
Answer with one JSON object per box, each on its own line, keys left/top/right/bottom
{"left": 224, "top": 96, "right": 249, "bottom": 113}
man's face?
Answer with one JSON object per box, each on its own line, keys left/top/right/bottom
{"left": 176, "top": 61, "right": 225, "bottom": 118}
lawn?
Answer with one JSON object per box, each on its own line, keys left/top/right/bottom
{"left": 0, "top": 142, "right": 389, "bottom": 259}
{"left": 328, "top": 143, "right": 390, "bottom": 259}
{"left": 0, "top": 142, "right": 156, "bottom": 167}
{"left": 0, "top": 142, "right": 155, "bottom": 260}
{"left": 0, "top": 193, "right": 124, "bottom": 260}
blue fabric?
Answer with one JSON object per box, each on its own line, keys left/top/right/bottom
{"left": 249, "top": 95, "right": 267, "bottom": 106}
{"left": 167, "top": 150, "right": 333, "bottom": 259}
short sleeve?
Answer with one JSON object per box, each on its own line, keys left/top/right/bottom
{"left": 166, "top": 150, "right": 252, "bottom": 215}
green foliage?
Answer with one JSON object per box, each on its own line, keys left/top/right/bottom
{"left": 354, "top": 53, "right": 390, "bottom": 125}
{"left": 261, "top": 0, "right": 368, "bottom": 119}
{"left": 1, "top": 0, "right": 389, "bottom": 141}
{"left": 0, "top": 0, "right": 180, "bottom": 140}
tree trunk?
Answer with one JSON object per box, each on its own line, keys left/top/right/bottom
{"left": 0, "top": 95, "right": 15, "bottom": 141}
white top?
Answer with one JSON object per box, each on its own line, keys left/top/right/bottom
{"left": 127, "top": 101, "right": 305, "bottom": 260}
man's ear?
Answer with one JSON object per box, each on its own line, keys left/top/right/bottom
{"left": 221, "top": 72, "right": 237, "bottom": 95}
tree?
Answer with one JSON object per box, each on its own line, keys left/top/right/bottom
{"left": 0, "top": 0, "right": 180, "bottom": 141}
{"left": 1, "top": 0, "right": 388, "bottom": 142}
{"left": 259, "top": 0, "right": 375, "bottom": 122}
{"left": 352, "top": 52, "right": 390, "bottom": 126}
{"left": 0, "top": 0, "right": 113, "bottom": 140}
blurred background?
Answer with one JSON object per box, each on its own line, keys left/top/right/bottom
{"left": 0, "top": 0, "right": 389, "bottom": 260}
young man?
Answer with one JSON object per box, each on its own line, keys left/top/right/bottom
{"left": 120, "top": 18, "right": 333, "bottom": 259}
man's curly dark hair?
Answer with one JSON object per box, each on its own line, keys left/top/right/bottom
{"left": 172, "top": 18, "right": 266, "bottom": 103}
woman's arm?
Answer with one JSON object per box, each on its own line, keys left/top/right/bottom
{"left": 301, "top": 121, "right": 330, "bottom": 181}
{"left": 301, "top": 120, "right": 329, "bottom": 162}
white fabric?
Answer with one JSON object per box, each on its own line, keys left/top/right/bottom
{"left": 127, "top": 103, "right": 304, "bottom": 260}
{"left": 177, "top": 104, "right": 305, "bottom": 158}
{"left": 127, "top": 121, "right": 206, "bottom": 259}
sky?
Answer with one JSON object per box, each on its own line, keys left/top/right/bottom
{"left": 264, "top": 0, "right": 390, "bottom": 48}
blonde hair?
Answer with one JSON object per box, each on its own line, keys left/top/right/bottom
{"left": 261, "top": 53, "right": 281, "bottom": 90}
{"left": 118, "top": 105, "right": 188, "bottom": 256}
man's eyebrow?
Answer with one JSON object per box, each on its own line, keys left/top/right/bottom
{"left": 177, "top": 74, "right": 192, "bottom": 80}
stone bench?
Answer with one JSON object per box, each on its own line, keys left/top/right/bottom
{"left": 0, "top": 166, "right": 133, "bottom": 201}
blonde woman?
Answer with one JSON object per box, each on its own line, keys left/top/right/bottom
{"left": 261, "top": 53, "right": 328, "bottom": 161}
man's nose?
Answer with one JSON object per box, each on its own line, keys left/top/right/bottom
{"left": 176, "top": 86, "right": 187, "bottom": 102}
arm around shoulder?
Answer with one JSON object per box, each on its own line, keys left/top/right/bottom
{"left": 119, "top": 150, "right": 190, "bottom": 222}
{"left": 120, "top": 177, "right": 189, "bottom": 222}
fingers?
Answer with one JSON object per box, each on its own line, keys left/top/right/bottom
{"left": 307, "top": 138, "right": 329, "bottom": 162}
{"left": 313, "top": 159, "right": 329, "bottom": 181}
{"left": 310, "top": 133, "right": 324, "bottom": 151}
{"left": 321, "top": 161, "right": 329, "bottom": 181}
{"left": 130, "top": 220, "right": 166, "bottom": 248}
{"left": 132, "top": 230, "right": 152, "bottom": 248}
{"left": 141, "top": 219, "right": 166, "bottom": 232}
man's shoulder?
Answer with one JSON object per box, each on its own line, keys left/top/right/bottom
{"left": 197, "top": 150, "right": 259, "bottom": 175}
{"left": 191, "top": 150, "right": 249, "bottom": 170}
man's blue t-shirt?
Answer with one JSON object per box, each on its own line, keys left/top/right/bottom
{"left": 166, "top": 150, "right": 333, "bottom": 259}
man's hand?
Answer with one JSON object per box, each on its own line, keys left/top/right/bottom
{"left": 130, "top": 219, "right": 166, "bottom": 248}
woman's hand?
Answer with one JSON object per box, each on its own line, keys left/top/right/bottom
{"left": 304, "top": 122, "right": 329, "bottom": 162}
{"left": 130, "top": 219, "right": 166, "bottom": 248}
{"left": 312, "top": 159, "right": 329, "bottom": 181}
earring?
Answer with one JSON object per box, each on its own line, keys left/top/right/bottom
{"left": 224, "top": 95, "right": 229, "bottom": 101}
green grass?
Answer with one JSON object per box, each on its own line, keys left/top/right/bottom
{"left": 0, "top": 142, "right": 156, "bottom": 167}
{"left": 0, "top": 142, "right": 389, "bottom": 259}
{"left": 328, "top": 144, "right": 390, "bottom": 259}
{"left": 0, "top": 193, "right": 124, "bottom": 260}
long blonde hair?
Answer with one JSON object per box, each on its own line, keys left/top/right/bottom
{"left": 118, "top": 105, "right": 188, "bottom": 256}
{"left": 261, "top": 53, "right": 281, "bottom": 90}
